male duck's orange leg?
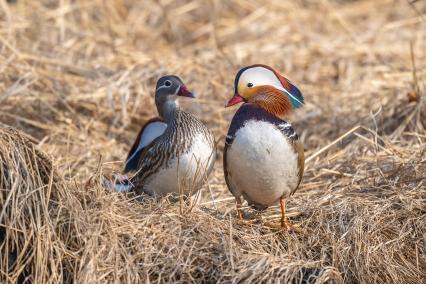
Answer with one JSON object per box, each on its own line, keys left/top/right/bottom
{"left": 235, "top": 197, "right": 243, "bottom": 221}
{"left": 280, "top": 197, "right": 302, "bottom": 233}
{"left": 234, "top": 197, "right": 258, "bottom": 225}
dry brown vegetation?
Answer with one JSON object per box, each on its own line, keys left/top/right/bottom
{"left": 0, "top": 0, "right": 425, "bottom": 283}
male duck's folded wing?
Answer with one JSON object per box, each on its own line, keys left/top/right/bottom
{"left": 223, "top": 135, "right": 237, "bottom": 197}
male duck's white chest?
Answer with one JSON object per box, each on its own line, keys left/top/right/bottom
{"left": 226, "top": 120, "right": 299, "bottom": 206}
{"left": 144, "top": 133, "right": 215, "bottom": 197}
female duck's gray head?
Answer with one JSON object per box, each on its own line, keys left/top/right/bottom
{"left": 155, "top": 75, "right": 194, "bottom": 120}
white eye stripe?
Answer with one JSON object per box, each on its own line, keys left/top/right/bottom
{"left": 156, "top": 85, "right": 169, "bottom": 91}
{"left": 155, "top": 80, "right": 173, "bottom": 92}
{"left": 155, "top": 84, "right": 181, "bottom": 96}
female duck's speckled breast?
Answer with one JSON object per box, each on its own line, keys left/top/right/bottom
{"left": 133, "top": 110, "right": 215, "bottom": 197}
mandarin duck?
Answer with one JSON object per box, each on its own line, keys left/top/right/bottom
{"left": 124, "top": 75, "right": 216, "bottom": 198}
{"left": 223, "top": 64, "right": 305, "bottom": 232}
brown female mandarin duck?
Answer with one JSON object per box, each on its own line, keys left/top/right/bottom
{"left": 123, "top": 75, "right": 216, "bottom": 198}
{"left": 223, "top": 64, "right": 305, "bottom": 232}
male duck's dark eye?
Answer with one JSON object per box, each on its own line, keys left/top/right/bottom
{"left": 164, "top": 80, "right": 172, "bottom": 87}
{"left": 247, "top": 83, "right": 253, "bottom": 88}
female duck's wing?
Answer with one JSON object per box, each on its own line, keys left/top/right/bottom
{"left": 124, "top": 118, "right": 167, "bottom": 173}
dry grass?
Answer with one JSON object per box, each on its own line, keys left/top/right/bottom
{"left": 0, "top": 0, "right": 425, "bottom": 283}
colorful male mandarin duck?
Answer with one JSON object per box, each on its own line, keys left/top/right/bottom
{"left": 124, "top": 75, "right": 216, "bottom": 197}
{"left": 223, "top": 64, "right": 305, "bottom": 232}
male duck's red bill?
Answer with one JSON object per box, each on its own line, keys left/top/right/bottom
{"left": 225, "top": 94, "right": 244, "bottom": 107}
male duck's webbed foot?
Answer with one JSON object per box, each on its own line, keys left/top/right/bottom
{"left": 264, "top": 198, "right": 303, "bottom": 233}
{"left": 234, "top": 197, "right": 260, "bottom": 225}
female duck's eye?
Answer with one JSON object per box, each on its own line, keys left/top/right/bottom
{"left": 247, "top": 83, "right": 254, "bottom": 88}
{"left": 164, "top": 80, "right": 172, "bottom": 87}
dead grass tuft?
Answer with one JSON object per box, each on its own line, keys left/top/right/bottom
{"left": 0, "top": 127, "right": 64, "bottom": 283}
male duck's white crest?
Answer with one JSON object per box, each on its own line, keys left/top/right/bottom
{"left": 237, "top": 67, "right": 283, "bottom": 94}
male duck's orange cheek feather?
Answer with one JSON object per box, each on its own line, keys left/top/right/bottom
{"left": 249, "top": 86, "right": 292, "bottom": 117}
{"left": 241, "top": 86, "right": 260, "bottom": 99}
